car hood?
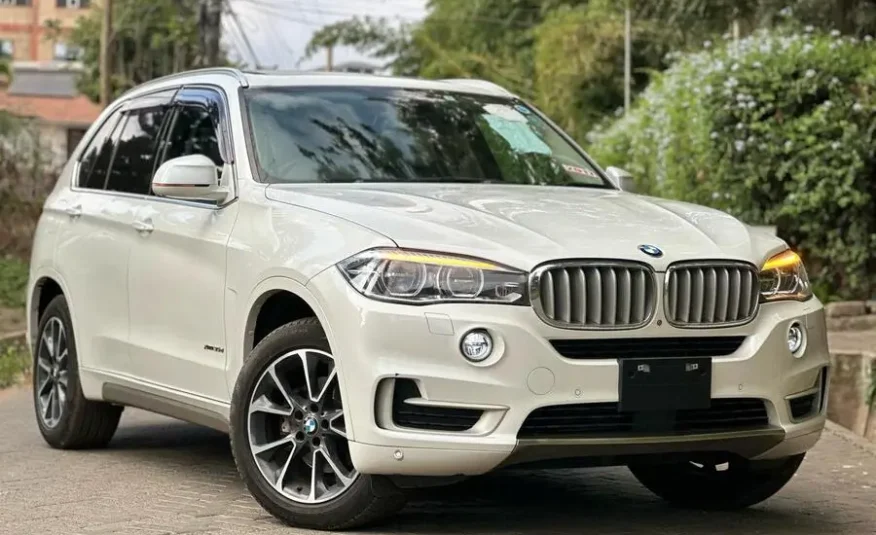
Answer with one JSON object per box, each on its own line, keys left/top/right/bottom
{"left": 265, "top": 184, "right": 786, "bottom": 271}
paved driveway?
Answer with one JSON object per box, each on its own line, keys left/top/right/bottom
{"left": 1, "top": 385, "right": 875, "bottom": 535}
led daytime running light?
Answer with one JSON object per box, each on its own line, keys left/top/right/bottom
{"left": 762, "top": 250, "right": 801, "bottom": 271}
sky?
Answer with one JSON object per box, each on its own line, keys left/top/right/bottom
{"left": 225, "top": 0, "right": 428, "bottom": 70}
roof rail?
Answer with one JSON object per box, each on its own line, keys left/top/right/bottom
{"left": 441, "top": 78, "right": 514, "bottom": 96}
{"left": 120, "top": 67, "right": 249, "bottom": 98}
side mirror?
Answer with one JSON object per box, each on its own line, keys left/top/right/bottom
{"left": 605, "top": 166, "right": 636, "bottom": 193}
{"left": 152, "top": 154, "right": 228, "bottom": 202}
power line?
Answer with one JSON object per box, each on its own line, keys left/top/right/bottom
{"left": 224, "top": 0, "right": 263, "bottom": 67}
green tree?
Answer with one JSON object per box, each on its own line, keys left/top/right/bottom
{"left": 55, "top": 0, "right": 225, "bottom": 103}
{"left": 590, "top": 28, "right": 876, "bottom": 298}
{"left": 306, "top": 0, "right": 876, "bottom": 141}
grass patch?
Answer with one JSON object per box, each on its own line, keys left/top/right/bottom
{"left": 0, "top": 340, "right": 30, "bottom": 389}
{"left": 0, "top": 256, "right": 28, "bottom": 309}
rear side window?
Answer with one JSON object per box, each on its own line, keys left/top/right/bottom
{"left": 105, "top": 106, "right": 169, "bottom": 195}
{"left": 78, "top": 113, "right": 122, "bottom": 189}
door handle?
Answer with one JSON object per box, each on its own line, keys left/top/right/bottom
{"left": 132, "top": 218, "right": 154, "bottom": 234}
{"left": 65, "top": 205, "right": 82, "bottom": 219}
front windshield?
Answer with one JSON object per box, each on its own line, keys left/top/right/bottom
{"left": 244, "top": 86, "right": 611, "bottom": 188}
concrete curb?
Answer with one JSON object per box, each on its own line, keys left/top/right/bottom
{"left": 825, "top": 421, "right": 876, "bottom": 457}
{"left": 0, "top": 330, "right": 26, "bottom": 344}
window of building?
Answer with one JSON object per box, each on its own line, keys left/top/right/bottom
{"left": 53, "top": 42, "right": 83, "bottom": 61}
{"left": 78, "top": 114, "right": 123, "bottom": 190}
{"left": 56, "top": 0, "right": 90, "bottom": 8}
{"left": 0, "top": 40, "right": 13, "bottom": 59}
{"left": 105, "top": 106, "right": 169, "bottom": 195}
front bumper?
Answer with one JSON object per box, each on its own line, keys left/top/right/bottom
{"left": 306, "top": 269, "right": 829, "bottom": 476}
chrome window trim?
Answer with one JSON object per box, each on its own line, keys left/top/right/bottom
{"left": 529, "top": 259, "right": 658, "bottom": 331}
{"left": 663, "top": 260, "right": 760, "bottom": 329}
{"left": 71, "top": 82, "right": 240, "bottom": 209}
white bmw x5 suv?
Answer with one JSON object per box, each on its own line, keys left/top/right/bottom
{"left": 28, "top": 68, "right": 828, "bottom": 530}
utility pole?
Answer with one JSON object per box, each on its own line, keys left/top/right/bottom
{"left": 624, "top": 0, "right": 631, "bottom": 114}
{"left": 99, "top": 0, "right": 112, "bottom": 107}
{"left": 200, "top": 0, "right": 223, "bottom": 66}
{"left": 326, "top": 45, "right": 333, "bottom": 72}
{"left": 223, "top": 0, "right": 261, "bottom": 69}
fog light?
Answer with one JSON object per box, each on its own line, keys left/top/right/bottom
{"left": 787, "top": 322, "right": 805, "bottom": 356}
{"left": 460, "top": 329, "right": 493, "bottom": 362}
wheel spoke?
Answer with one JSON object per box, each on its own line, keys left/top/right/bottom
{"left": 56, "top": 381, "right": 66, "bottom": 407}
{"left": 274, "top": 442, "right": 299, "bottom": 491}
{"left": 326, "top": 409, "right": 347, "bottom": 439}
{"left": 249, "top": 394, "right": 293, "bottom": 416}
{"left": 42, "top": 330, "right": 53, "bottom": 358}
{"left": 57, "top": 348, "right": 68, "bottom": 366}
{"left": 316, "top": 369, "right": 337, "bottom": 403}
{"left": 37, "top": 376, "right": 52, "bottom": 397}
{"left": 252, "top": 434, "right": 295, "bottom": 456}
{"left": 52, "top": 383, "right": 62, "bottom": 421}
{"left": 43, "top": 388, "right": 55, "bottom": 421}
{"left": 51, "top": 319, "right": 60, "bottom": 355}
{"left": 308, "top": 450, "right": 320, "bottom": 502}
{"left": 300, "top": 352, "right": 320, "bottom": 402}
{"left": 267, "top": 364, "right": 298, "bottom": 410}
{"left": 58, "top": 370, "right": 69, "bottom": 390}
{"left": 319, "top": 444, "right": 354, "bottom": 486}
{"left": 37, "top": 358, "right": 51, "bottom": 374}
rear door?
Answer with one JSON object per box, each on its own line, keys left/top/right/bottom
{"left": 126, "top": 86, "right": 239, "bottom": 401}
{"left": 52, "top": 90, "right": 174, "bottom": 376}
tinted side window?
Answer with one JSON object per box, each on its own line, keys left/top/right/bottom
{"left": 78, "top": 113, "right": 122, "bottom": 190}
{"left": 105, "top": 106, "right": 169, "bottom": 195}
{"left": 162, "top": 105, "right": 223, "bottom": 168}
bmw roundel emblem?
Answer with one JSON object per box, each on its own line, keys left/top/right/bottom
{"left": 638, "top": 244, "right": 663, "bottom": 258}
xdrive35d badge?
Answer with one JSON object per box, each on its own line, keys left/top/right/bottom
{"left": 26, "top": 67, "right": 827, "bottom": 530}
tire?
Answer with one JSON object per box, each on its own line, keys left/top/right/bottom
{"left": 629, "top": 453, "right": 806, "bottom": 510}
{"left": 230, "top": 318, "right": 406, "bottom": 531}
{"left": 33, "top": 295, "right": 123, "bottom": 449}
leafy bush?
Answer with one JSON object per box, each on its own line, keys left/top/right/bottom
{"left": 0, "top": 256, "right": 29, "bottom": 309}
{"left": 590, "top": 28, "right": 876, "bottom": 299}
{"left": 0, "top": 341, "right": 29, "bottom": 389}
{"left": 0, "top": 111, "right": 58, "bottom": 261}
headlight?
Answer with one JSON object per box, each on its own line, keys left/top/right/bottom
{"left": 759, "top": 249, "right": 812, "bottom": 302}
{"left": 337, "top": 249, "right": 528, "bottom": 305}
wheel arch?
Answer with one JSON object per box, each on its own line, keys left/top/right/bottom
{"left": 236, "top": 276, "right": 338, "bottom": 375}
{"left": 27, "top": 268, "right": 72, "bottom": 354}
{"left": 233, "top": 277, "right": 353, "bottom": 435}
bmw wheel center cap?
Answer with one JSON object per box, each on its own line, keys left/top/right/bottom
{"left": 303, "top": 417, "right": 319, "bottom": 435}
{"left": 638, "top": 244, "right": 663, "bottom": 258}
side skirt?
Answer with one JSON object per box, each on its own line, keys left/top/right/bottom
{"left": 103, "top": 383, "right": 230, "bottom": 433}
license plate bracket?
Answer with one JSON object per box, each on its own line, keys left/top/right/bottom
{"left": 619, "top": 357, "right": 712, "bottom": 412}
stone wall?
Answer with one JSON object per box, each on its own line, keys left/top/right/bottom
{"left": 828, "top": 351, "right": 876, "bottom": 441}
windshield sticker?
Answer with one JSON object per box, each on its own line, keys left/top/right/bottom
{"left": 514, "top": 104, "right": 531, "bottom": 115}
{"left": 483, "top": 103, "right": 528, "bottom": 122}
{"left": 562, "top": 163, "right": 600, "bottom": 178}
{"left": 483, "top": 115, "right": 553, "bottom": 155}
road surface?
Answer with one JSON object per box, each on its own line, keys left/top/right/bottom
{"left": 1, "top": 385, "right": 875, "bottom": 535}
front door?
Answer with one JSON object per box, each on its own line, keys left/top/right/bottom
{"left": 126, "top": 87, "right": 238, "bottom": 402}
{"left": 52, "top": 108, "right": 135, "bottom": 376}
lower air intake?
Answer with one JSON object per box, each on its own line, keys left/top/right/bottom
{"left": 391, "top": 379, "right": 482, "bottom": 432}
{"left": 518, "top": 398, "right": 769, "bottom": 438}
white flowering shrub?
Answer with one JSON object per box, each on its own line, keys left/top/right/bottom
{"left": 589, "top": 29, "right": 876, "bottom": 299}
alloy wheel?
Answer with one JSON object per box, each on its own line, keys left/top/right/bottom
{"left": 36, "top": 317, "right": 69, "bottom": 429}
{"left": 247, "top": 348, "right": 357, "bottom": 504}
